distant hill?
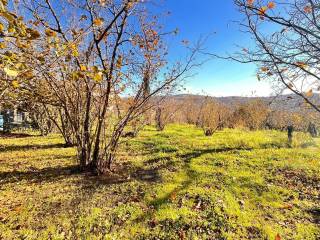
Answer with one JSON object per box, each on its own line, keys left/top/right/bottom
{"left": 168, "top": 93, "right": 320, "bottom": 112}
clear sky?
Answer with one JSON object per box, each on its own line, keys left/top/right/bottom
{"left": 158, "top": 0, "right": 273, "bottom": 97}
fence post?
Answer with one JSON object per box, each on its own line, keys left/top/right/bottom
{"left": 287, "top": 125, "right": 294, "bottom": 146}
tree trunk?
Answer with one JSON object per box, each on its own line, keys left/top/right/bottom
{"left": 79, "top": 89, "right": 93, "bottom": 171}
{"left": 155, "top": 107, "right": 164, "bottom": 131}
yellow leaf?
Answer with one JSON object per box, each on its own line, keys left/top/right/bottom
{"left": 45, "top": 29, "right": 57, "bottom": 37}
{"left": 259, "top": 6, "right": 268, "bottom": 15}
{"left": 12, "top": 80, "right": 19, "bottom": 88}
{"left": 93, "top": 72, "right": 103, "bottom": 82}
{"left": 80, "top": 65, "right": 87, "bottom": 71}
{"left": 0, "top": 2, "right": 5, "bottom": 13}
{"left": 126, "top": 2, "right": 134, "bottom": 9}
{"left": 72, "top": 49, "right": 79, "bottom": 57}
{"left": 8, "top": 25, "right": 15, "bottom": 33}
{"left": 0, "top": 42, "right": 6, "bottom": 49}
{"left": 4, "top": 67, "right": 19, "bottom": 77}
{"left": 70, "top": 43, "right": 77, "bottom": 50}
{"left": 93, "top": 18, "right": 104, "bottom": 27}
{"left": 69, "top": 44, "right": 79, "bottom": 57}
{"left": 2, "top": 12, "right": 16, "bottom": 22}
{"left": 0, "top": 22, "right": 4, "bottom": 32}
{"left": 16, "top": 40, "right": 28, "bottom": 49}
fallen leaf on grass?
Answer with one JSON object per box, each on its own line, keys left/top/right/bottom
{"left": 178, "top": 229, "right": 185, "bottom": 240}
{"left": 281, "top": 203, "right": 293, "bottom": 209}
{"left": 170, "top": 192, "right": 177, "bottom": 201}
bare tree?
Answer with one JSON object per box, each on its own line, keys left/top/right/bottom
{"left": 180, "top": 96, "right": 202, "bottom": 125}
{"left": 231, "top": 100, "right": 269, "bottom": 130}
{"left": 231, "top": 0, "right": 320, "bottom": 113}
{"left": 12, "top": 0, "right": 202, "bottom": 174}
{"left": 154, "top": 98, "right": 182, "bottom": 131}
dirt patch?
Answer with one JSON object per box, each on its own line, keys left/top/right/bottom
{"left": 281, "top": 169, "right": 320, "bottom": 190}
{"left": 270, "top": 168, "right": 320, "bottom": 203}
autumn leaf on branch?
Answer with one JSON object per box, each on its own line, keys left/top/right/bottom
{"left": 247, "top": 0, "right": 255, "bottom": 7}
{"left": 267, "top": 2, "right": 276, "bottom": 9}
{"left": 45, "top": 28, "right": 57, "bottom": 37}
{"left": 304, "top": 5, "right": 312, "bottom": 13}
{"left": 93, "top": 18, "right": 104, "bottom": 27}
{"left": 306, "top": 89, "right": 313, "bottom": 98}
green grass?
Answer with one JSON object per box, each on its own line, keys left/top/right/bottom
{"left": 0, "top": 124, "right": 319, "bottom": 239}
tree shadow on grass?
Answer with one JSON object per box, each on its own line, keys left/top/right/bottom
{"left": 0, "top": 143, "right": 69, "bottom": 152}
{"left": 0, "top": 132, "right": 33, "bottom": 139}
{"left": 127, "top": 147, "right": 251, "bottom": 186}
{"left": 132, "top": 145, "right": 294, "bottom": 233}
{"left": 307, "top": 208, "right": 320, "bottom": 224}
{"left": 0, "top": 155, "right": 166, "bottom": 186}
{"left": 0, "top": 165, "right": 159, "bottom": 186}
{"left": 135, "top": 140, "right": 179, "bottom": 157}
{"left": 146, "top": 146, "right": 255, "bottom": 211}
{"left": 0, "top": 165, "right": 81, "bottom": 185}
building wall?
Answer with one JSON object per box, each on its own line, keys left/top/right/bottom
{"left": 0, "top": 105, "right": 28, "bottom": 131}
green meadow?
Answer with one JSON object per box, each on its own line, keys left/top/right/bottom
{"left": 0, "top": 125, "right": 319, "bottom": 239}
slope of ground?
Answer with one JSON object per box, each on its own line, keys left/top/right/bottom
{"left": 0, "top": 125, "right": 319, "bottom": 239}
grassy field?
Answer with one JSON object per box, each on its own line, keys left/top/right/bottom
{"left": 0, "top": 125, "right": 319, "bottom": 240}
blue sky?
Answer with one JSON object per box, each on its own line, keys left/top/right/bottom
{"left": 158, "top": 0, "right": 273, "bottom": 97}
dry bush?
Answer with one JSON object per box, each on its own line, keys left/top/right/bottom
{"left": 197, "top": 99, "right": 231, "bottom": 136}
{"left": 180, "top": 97, "right": 201, "bottom": 125}
{"left": 154, "top": 99, "right": 181, "bottom": 131}
{"left": 265, "top": 110, "right": 291, "bottom": 131}
{"left": 266, "top": 108, "right": 318, "bottom": 134}
{"left": 266, "top": 110, "right": 307, "bottom": 131}
{"left": 231, "top": 100, "right": 269, "bottom": 130}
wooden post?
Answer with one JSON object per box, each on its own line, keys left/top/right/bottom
{"left": 287, "top": 125, "right": 294, "bottom": 146}
{"left": 308, "top": 122, "right": 318, "bottom": 137}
